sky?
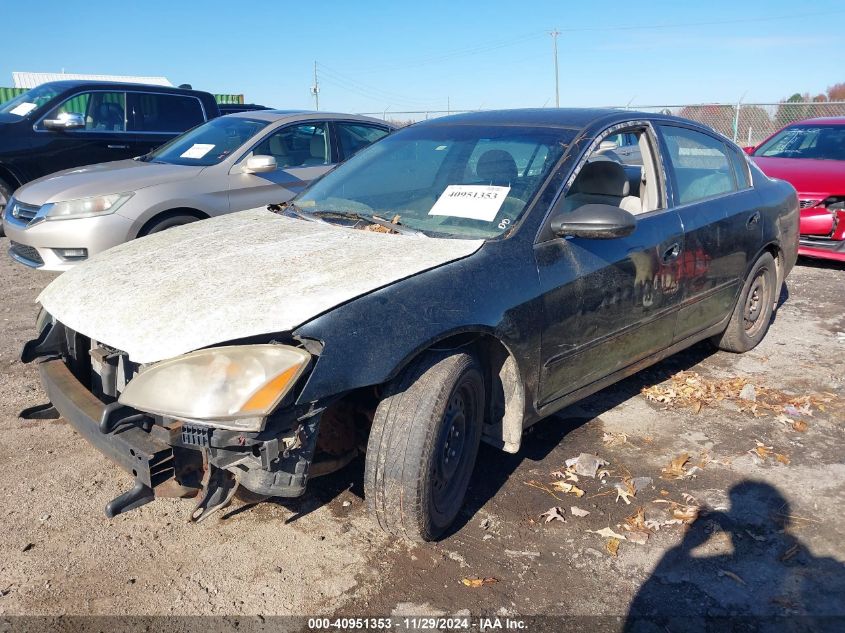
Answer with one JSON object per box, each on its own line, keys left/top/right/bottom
{"left": 1, "top": 0, "right": 843, "bottom": 115}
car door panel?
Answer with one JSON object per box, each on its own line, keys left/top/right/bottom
{"left": 535, "top": 210, "right": 684, "bottom": 407}
{"left": 228, "top": 165, "right": 332, "bottom": 211}
{"left": 656, "top": 125, "right": 763, "bottom": 342}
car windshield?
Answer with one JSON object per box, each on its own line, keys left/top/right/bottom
{"left": 295, "top": 124, "right": 573, "bottom": 239}
{"left": 141, "top": 116, "right": 271, "bottom": 166}
{"left": 754, "top": 124, "right": 845, "bottom": 161}
{"left": 0, "top": 84, "right": 62, "bottom": 118}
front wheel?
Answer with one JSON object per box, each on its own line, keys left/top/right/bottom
{"left": 365, "top": 351, "right": 484, "bottom": 542}
{"left": 712, "top": 252, "right": 777, "bottom": 353}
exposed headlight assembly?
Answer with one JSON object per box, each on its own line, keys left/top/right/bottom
{"left": 45, "top": 192, "right": 133, "bottom": 220}
{"left": 119, "top": 345, "right": 310, "bottom": 432}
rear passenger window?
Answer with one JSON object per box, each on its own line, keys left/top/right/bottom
{"left": 659, "top": 126, "right": 736, "bottom": 205}
{"left": 128, "top": 93, "right": 205, "bottom": 133}
{"left": 728, "top": 148, "right": 751, "bottom": 189}
{"left": 336, "top": 123, "right": 389, "bottom": 158}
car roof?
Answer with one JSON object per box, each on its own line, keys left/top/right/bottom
{"left": 790, "top": 116, "right": 845, "bottom": 126}
{"left": 35, "top": 80, "right": 210, "bottom": 96}
{"left": 224, "top": 109, "right": 395, "bottom": 127}
{"left": 414, "top": 108, "right": 658, "bottom": 130}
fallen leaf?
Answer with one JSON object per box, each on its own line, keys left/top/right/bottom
{"left": 603, "top": 431, "right": 629, "bottom": 446}
{"left": 673, "top": 505, "right": 700, "bottom": 523}
{"left": 606, "top": 538, "right": 620, "bottom": 556}
{"left": 590, "top": 527, "right": 626, "bottom": 540}
{"left": 718, "top": 569, "right": 746, "bottom": 586}
{"left": 791, "top": 420, "right": 808, "bottom": 432}
{"left": 570, "top": 506, "right": 590, "bottom": 518}
{"left": 615, "top": 481, "right": 635, "bottom": 505}
{"left": 775, "top": 453, "right": 791, "bottom": 465}
{"left": 539, "top": 507, "right": 566, "bottom": 523}
{"left": 661, "top": 452, "right": 690, "bottom": 479}
{"left": 461, "top": 577, "right": 499, "bottom": 588}
{"left": 625, "top": 507, "right": 647, "bottom": 531}
{"left": 550, "top": 481, "right": 585, "bottom": 497}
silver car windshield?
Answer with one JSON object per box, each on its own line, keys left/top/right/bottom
{"left": 0, "top": 84, "right": 62, "bottom": 118}
{"left": 295, "top": 124, "right": 573, "bottom": 239}
{"left": 141, "top": 117, "right": 271, "bottom": 166}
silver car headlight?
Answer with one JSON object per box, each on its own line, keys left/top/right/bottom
{"left": 44, "top": 192, "right": 133, "bottom": 220}
{"left": 118, "top": 345, "right": 310, "bottom": 432}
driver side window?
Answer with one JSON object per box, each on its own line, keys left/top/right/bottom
{"left": 253, "top": 122, "right": 330, "bottom": 168}
{"left": 41, "top": 92, "right": 126, "bottom": 132}
{"left": 562, "top": 126, "right": 663, "bottom": 216}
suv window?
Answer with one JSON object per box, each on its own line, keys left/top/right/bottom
{"left": 336, "top": 123, "right": 389, "bottom": 158}
{"left": 253, "top": 122, "right": 330, "bottom": 168}
{"left": 128, "top": 93, "right": 205, "bottom": 133}
{"left": 659, "top": 126, "right": 736, "bottom": 205}
{"left": 41, "top": 91, "right": 126, "bottom": 132}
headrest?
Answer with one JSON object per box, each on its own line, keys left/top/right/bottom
{"left": 573, "top": 160, "right": 630, "bottom": 197}
{"left": 310, "top": 134, "right": 325, "bottom": 159}
{"left": 476, "top": 149, "right": 517, "bottom": 185}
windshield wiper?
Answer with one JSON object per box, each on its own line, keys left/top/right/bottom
{"left": 269, "top": 201, "right": 318, "bottom": 222}
{"left": 312, "top": 210, "right": 424, "bottom": 236}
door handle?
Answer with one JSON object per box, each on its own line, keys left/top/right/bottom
{"left": 661, "top": 243, "right": 681, "bottom": 263}
{"left": 746, "top": 211, "right": 761, "bottom": 228}
{"left": 107, "top": 144, "right": 129, "bottom": 150}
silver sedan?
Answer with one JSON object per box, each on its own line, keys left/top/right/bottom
{"left": 3, "top": 110, "right": 393, "bottom": 270}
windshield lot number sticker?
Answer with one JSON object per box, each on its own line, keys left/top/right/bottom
{"left": 9, "top": 102, "right": 37, "bottom": 116}
{"left": 429, "top": 185, "right": 510, "bottom": 222}
{"left": 180, "top": 144, "right": 215, "bottom": 159}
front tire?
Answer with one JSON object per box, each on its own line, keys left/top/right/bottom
{"left": 712, "top": 252, "right": 777, "bottom": 353}
{"left": 138, "top": 213, "right": 200, "bottom": 237}
{"left": 365, "top": 351, "right": 484, "bottom": 542}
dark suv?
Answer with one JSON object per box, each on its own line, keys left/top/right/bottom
{"left": 0, "top": 80, "right": 221, "bottom": 220}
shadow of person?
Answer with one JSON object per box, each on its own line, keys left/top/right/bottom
{"left": 624, "top": 481, "right": 845, "bottom": 633}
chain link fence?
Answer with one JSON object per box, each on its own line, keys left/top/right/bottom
{"left": 361, "top": 102, "right": 845, "bottom": 146}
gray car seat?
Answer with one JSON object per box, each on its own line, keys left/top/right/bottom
{"left": 301, "top": 134, "right": 328, "bottom": 166}
{"left": 563, "top": 160, "right": 641, "bottom": 213}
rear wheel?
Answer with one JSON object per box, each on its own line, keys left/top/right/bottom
{"left": 712, "top": 252, "right": 777, "bottom": 353}
{"left": 365, "top": 351, "right": 484, "bottom": 542}
{"left": 138, "top": 213, "right": 200, "bottom": 237}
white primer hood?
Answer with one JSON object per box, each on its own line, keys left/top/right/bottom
{"left": 38, "top": 209, "right": 483, "bottom": 363}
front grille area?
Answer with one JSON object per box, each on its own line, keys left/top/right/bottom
{"left": 9, "top": 241, "right": 44, "bottom": 266}
{"left": 9, "top": 200, "right": 39, "bottom": 223}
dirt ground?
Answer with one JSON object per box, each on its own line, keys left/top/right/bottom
{"left": 0, "top": 239, "right": 843, "bottom": 627}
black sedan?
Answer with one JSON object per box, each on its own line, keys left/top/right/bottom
{"left": 22, "top": 109, "right": 798, "bottom": 541}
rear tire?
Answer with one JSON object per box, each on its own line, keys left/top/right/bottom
{"left": 138, "top": 213, "right": 200, "bottom": 237}
{"left": 712, "top": 252, "right": 777, "bottom": 353}
{"left": 365, "top": 351, "right": 484, "bottom": 542}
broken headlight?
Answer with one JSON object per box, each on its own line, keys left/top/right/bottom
{"left": 118, "top": 344, "right": 310, "bottom": 432}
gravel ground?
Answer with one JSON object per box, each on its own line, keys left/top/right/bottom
{"left": 0, "top": 241, "right": 842, "bottom": 626}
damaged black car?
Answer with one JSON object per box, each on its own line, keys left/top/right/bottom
{"left": 21, "top": 108, "right": 798, "bottom": 541}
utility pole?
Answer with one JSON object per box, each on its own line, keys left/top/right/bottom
{"left": 550, "top": 29, "right": 560, "bottom": 108}
{"left": 311, "top": 61, "right": 320, "bottom": 111}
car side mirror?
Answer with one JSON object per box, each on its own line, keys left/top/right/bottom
{"left": 243, "top": 154, "right": 277, "bottom": 174}
{"left": 742, "top": 146, "right": 755, "bottom": 155}
{"left": 597, "top": 139, "right": 619, "bottom": 153}
{"left": 550, "top": 203, "right": 637, "bottom": 239}
{"left": 43, "top": 112, "right": 85, "bottom": 131}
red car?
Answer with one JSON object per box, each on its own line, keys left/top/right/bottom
{"left": 746, "top": 117, "right": 845, "bottom": 262}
